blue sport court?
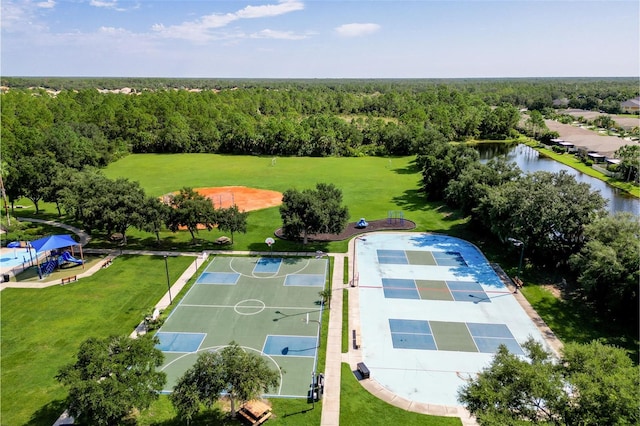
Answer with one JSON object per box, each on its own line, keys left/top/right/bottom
{"left": 381, "top": 278, "right": 491, "bottom": 302}
{"left": 355, "top": 233, "right": 556, "bottom": 406}
{"left": 388, "top": 319, "right": 524, "bottom": 355}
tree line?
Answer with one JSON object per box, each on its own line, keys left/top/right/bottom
{"left": 24, "top": 167, "right": 248, "bottom": 246}
{"left": 417, "top": 140, "right": 639, "bottom": 325}
{"left": 1, "top": 84, "right": 523, "bottom": 161}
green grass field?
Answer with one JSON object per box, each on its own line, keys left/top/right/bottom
{"left": 0, "top": 255, "right": 194, "bottom": 426}
{"left": 98, "top": 154, "right": 468, "bottom": 252}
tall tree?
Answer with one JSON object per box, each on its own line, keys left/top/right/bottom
{"left": 525, "top": 110, "right": 547, "bottom": 139}
{"left": 9, "top": 152, "right": 58, "bottom": 213}
{"left": 458, "top": 338, "right": 640, "bottom": 425}
{"left": 569, "top": 212, "right": 640, "bottom": 322}
{"left": 475, "top": 171, "right": 607, "bottom": 263}
{"left": 445, "top": 157, "right": 521, "bottom": 216}
{"left": 279, "top": 183, "right": 349, "bottom": 244}
{"left": 614, "top": 144, "right": 640, "bottom": 183}
{"left": 166, "top": 188, "right": 218, "bottom": 243}
{"left": 137, "top": 196, "right": 171, "bottom": 245}
{"left": 171, "top": 342, "right": 281, "bottom": 422}
{"left": 92, "top": 178, "right": 148, "bottom": 244}
{"left": 56, "top": 335, "right": 166, "bottom": 426}
{"left": 458, "top": 338, "right": 568, "bottom": 425}
{"left": 216, "top": 204, "right": 248, "bottom": 244}
{"left": 419, "top": 142, "right": 480, "bottom": 201}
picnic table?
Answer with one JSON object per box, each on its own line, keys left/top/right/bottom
{"left": 237, "top": 400, "right": 272, "bottom": 425}
{"left": 216, "top": 236, "right": 231, "bottom": 245}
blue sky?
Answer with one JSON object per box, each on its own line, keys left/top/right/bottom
{"left": 1, "top": 0, "right": 638, "bottom": 78}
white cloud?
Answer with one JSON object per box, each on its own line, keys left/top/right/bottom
{"left": 152, "top": 0, "right": 304, "bottom": 42}
{"left": 236, "top": 0, "right": 304, "bottom": 19}
{"left": 36, "top": 0, "right": 55, "bottom": 9}
{"left": 99, "top": 26, "right": 131, "bottom": 35}
{"left": 0, "top": 0, "right": 50, "bottom": 32}
{"left": 251, "top": 29, "right": 309, "bottom": 40}
{"left": 90, "top": 0, "right": 128, "bottom": 12}
{"left": 335, "top": 23, "right": 380, "bottom": 37}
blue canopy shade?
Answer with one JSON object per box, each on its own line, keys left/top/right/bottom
{"left": 30, "top": 235, "right": 79, "bottom": 253}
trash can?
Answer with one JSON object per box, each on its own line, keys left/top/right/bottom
{"left": 2, "top": 274, "right": 10, "bottom": 283}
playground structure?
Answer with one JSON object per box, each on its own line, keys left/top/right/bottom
{"left": 29, "top": 234, "right": 85, "bottom": 278}
{"left": 356, "top": 218, "right": 369, "bottom": 229}
{"left": 387, "top": 210, "right": 405, "bottom": 225}
{"left": 38, "top": 251, "right": 84, "bottom": 276}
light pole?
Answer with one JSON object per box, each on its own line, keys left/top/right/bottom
{"left": 163, "top": 255, "right": 173, "bottom": 305}
{"left": 304, "top": 314, "right": 322, "bottom": 408}
{"left": 507, "top": 238, "right": 525, "bottom": 277}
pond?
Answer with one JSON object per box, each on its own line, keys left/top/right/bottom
{"left": 476, "top": 143, "right": 639, "bottom": 215}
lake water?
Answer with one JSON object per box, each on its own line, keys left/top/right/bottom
{"left": 477, "top": 143, "right": 639, "bottom": 216}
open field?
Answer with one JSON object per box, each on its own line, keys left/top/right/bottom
{"left": 99, "top": 154, "right": 467, "bottom": 252}
{"left": 0, "top": 255, "right": 194, "bottom": 426}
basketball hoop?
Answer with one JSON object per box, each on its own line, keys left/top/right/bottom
{"left": 265, "top": 237, "right": 275, "bottom": 254}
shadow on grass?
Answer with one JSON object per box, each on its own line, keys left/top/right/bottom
{"left": 26, "top": 399, "right": 67, "bottom": 426}
{"left": 145, "top": 408, "right": 241, "bottom": 426}
{"left": 525, "top": 287, "right": 640, "bottom": 364}
{"left": 390, "top": 160, "right": 421, "bottom": 175}
{"left": 246, "top": 240, "right": 331, "bottom": 253}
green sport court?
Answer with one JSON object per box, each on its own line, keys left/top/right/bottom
{"left": 155, "top": 256, "right": 328, "bottom": 397}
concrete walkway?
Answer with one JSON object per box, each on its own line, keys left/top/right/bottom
{"left": 319, "top": 253, "right": 346, "bottom": 426}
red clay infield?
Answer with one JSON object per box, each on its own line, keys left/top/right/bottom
{"left": 195, "top": 186, "right": 283, "bottom": 211}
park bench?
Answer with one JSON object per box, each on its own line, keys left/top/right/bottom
{"left": 357, "top": 362, "right": 370, "bottom": 379}
{"left": 352, "top": 329, "right": 360, "bottom": 350}
{"left": 61, "top": 275, "right": 77, "bottom": 285}
{"left": 513, "top": 276, "right": 524, "bottom": 292}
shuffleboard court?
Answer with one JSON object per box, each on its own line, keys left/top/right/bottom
{"left": 356, "top": 233, "right": 556, "bottom": 406}
{"left": 156, "top": 256, "right": 328, "bottom": 397}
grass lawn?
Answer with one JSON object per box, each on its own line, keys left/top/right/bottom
{"left": 339, "top": 363, "right": 462, "bottom": 426}
{"left": 97, "top": 154, "right": 467, "bottom": 252}
{"left": 522, "top": 285, "right": 639, "bottom": 362}
{"left": 0, "top": 254, "right": 194, "bottom": 426}
{"left": 12, "top": 154, "right": 467, "bottom": 253}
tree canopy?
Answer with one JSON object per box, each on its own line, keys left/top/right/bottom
{"left": 458, "top": 338, "right": 639, "bottom": 425}
{"left": 474, "top": 171, "right": 607, "bottom": 264}
{"left": 56, "top": 334, "right": 166, "bottom": 426}
{"left": 170, "top": 342, "right": 281, "bottom": 422}
{"left": 216, "top": 204, "right": 248, "bottom": 244}
{"left": 279, "top": 183, "right": 349, "bottom": 244}
{"left": 569, "top": 212, "right": 640, "bottom": 323}
{"left": 166, "top": 187, "right": 218, "bottom": 243}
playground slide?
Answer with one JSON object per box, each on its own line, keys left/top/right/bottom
{"left": 61, "top": 251, "right": 83, "bottom": 264}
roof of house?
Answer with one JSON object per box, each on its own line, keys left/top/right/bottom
{"left": 621, "top": 96, "right": 640, "bottom": 108}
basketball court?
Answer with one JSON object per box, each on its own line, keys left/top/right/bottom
{"left": 155, "top": 256, "right": 328, "bottom": 397}
{"left": 355, "top": 233, "right": 554, "bottom": 406}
